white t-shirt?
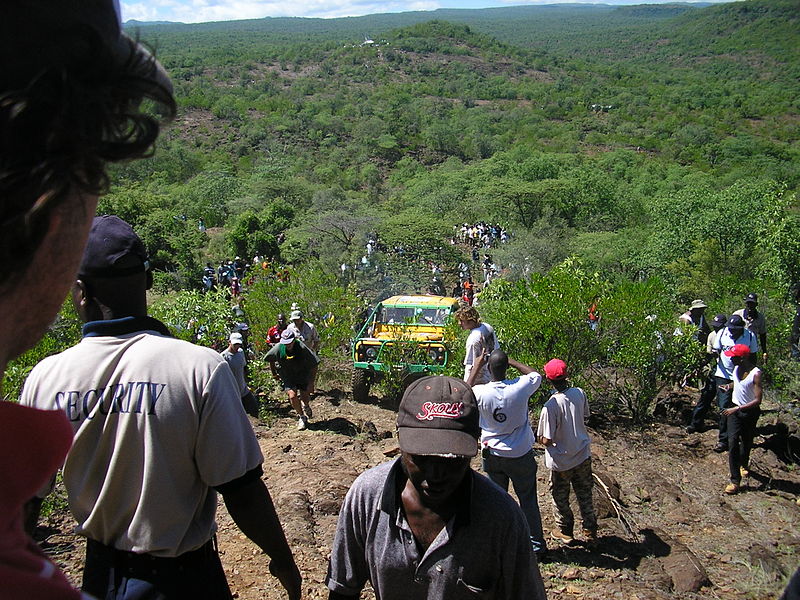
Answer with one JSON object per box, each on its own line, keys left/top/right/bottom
{"left": 713, "top": 328, "right": 759, "bottom": 379}
{"left": 473, "top": 372, "right": 541, "bottom": 458}
{"left": 221, "top": 347, "right": 247, "bottom": 395}
{"left": 463, "top": 323, "right": 499, "bottom": 385}
{"left": 536, "top": 387, "right": 591, "bottom": 471}
{"left": 288, "top": 320, "right": 320, "bottom": 350}
{"left": 20, "top": 323, "right": 263, "bottom": 557}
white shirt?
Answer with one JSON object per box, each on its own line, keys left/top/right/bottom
{"left": 473, "top": 372, "right": 541, "bottom": 458}
{"left": 463, "top": 323, "right": 499, "bottom": 385}
{"left": 731, "top": 366, "right": 761, "bottom": 407}
{"left": 713, "top": 328, "right": 759, "bottom": 379}
{"left": 536, "top": 387, "right": 591, "bottom": 471}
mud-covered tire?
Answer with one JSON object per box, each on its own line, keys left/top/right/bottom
{"left": 352, "top": 368, "right": 370, "bottom": 403}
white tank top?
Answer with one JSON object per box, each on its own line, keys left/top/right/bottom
{"left": 731, "top": 366, "right": 761, "bottom": 407}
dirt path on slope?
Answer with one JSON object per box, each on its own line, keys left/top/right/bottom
{"left": 36, "top": 387, "right": 800, "bottom": 599}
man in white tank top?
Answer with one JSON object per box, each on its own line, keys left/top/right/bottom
{"left": 720, "top": 344, "right": 762, "bottom": 495}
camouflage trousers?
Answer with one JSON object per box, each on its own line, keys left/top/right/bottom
{"left": 549, "top": 457, "right": 597, "bottom": 535}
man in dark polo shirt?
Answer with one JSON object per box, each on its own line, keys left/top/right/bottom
{"left": 326, "top": 376, "right": 546, "bottom": 600}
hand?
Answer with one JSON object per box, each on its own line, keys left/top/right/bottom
{"left": 762, "top": 352, "right": 768, "bottom": 364}
{"left": 269, "top": 557, "right": 302, "bottom": 600}
{"left": 723, "top": 406, "right": 738, "bottom": 416}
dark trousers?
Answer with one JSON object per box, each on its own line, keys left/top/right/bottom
{"left": 242, "top": 390, "right": 259, "bottom": 418}
{"left": 715, "top": 376, "right": 733, "bottom": 446}
{"left": 83, "top": 538, "right": 232, "bottom": 600}
{"left": 727, "top": 406, "right": 760, "bottom": 485}
{"left": 689, "top": 374, "right": 717, "bottom": 429}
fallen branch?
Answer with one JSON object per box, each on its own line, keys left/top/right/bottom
{"left": 593, "top": 472, "right": 641, "bottom": 542}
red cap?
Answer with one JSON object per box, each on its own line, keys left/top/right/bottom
{"left": 544, "top": 358, "right": 568, "bottom": 381}
{"left": 724, "top": 344, "right": 751, "bottom": 358}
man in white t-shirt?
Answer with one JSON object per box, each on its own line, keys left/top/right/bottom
{"left": 456, "top": 305, "right": 499, "bottom": 385}
{"left": 468, "top": 350, "right": 547, "bottom": 556}
{"left": 711, "top": 314, "right": 759, "bottom": 453}
{"left": 536, "top": 358, "right": 597, "bottom": 545}
{"left": 20, "top": 217, "right": 301, "bottom": 600}
{"left": 221, "top": 331, "right": 258, "bottom": 417}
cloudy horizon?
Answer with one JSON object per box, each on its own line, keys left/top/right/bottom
{"left": 122, "top": 0, "right": 733, "bottom": 25}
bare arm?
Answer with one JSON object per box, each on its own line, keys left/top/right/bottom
{"left": 221, "top": 478, "right": 301, "bottom": 600}
{"left": 507, "top": 357, "right": 534, "bottom": 375}
{"left": 465, "top": 351, "right": 486, "bottom": 386}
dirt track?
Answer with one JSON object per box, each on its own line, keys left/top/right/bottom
{"left": 37, "top": 385, "right": 800, "bottom": 599}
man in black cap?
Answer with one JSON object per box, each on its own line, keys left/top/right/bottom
{"left": 733, "top": 293, "right": 767, "bottom": 363}
{"left": 1, "top": 3, "right": 175, "bottom": 598}
{"left": 710, "top": 314, "right": 759, "bottom": 452}
{"left": 687, "top": 313, "right": 728, "bottom": 434}
{"left": 326, "top": 375, "right": 546, "bottom": 600}
{"left": 20, "top": 216, "right": 301, "bottom": 600}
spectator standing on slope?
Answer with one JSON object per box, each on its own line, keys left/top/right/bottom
{"left": 687, "top": 313, "right": 728, "bottom": 434}
{"left": 221, "top": 332, "right": 259, "bottom": 417}
{"left": 711, "top": 315, "right": 759, "bottom": 453}
{"left": 20, "top": 216, "right": 301, "bottom": 599}
{"left": 456, "top": 306, "right": 499, "bottom": 386}
{"left": 733, "top": 293, "right": 767, "bottom": 363}
{"left": 720, "top": 344, "right": 763, "bottom": 495}
{"left": 468, "top": 350, "right": 548, "bottom": 557}
{"left": 268, "top": 313, "right": 289, "bottom": 346}
{"left": 537, "top": 359, "right": 598, "bottom": 545}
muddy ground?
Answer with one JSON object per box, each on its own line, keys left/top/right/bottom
{"left": 36, "top": 383, "right": 800, "bottom": 599}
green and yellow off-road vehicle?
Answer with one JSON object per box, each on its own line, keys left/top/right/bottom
{"left": 351, "top": 295, "right": 460, "bottom": 403}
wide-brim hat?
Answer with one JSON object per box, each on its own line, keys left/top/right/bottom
{"left": 397, "top": 376, "right": 479, "bottom": 457}
{"left": 689, "top": 299, "right": 707, "bottom": 310}
{"left": 290, "top": 310, "right": 303, "bottom": 320}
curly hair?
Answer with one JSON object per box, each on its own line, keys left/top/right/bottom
{"left": 0, "top": 30, "right": 175, "bottom": 289}
{"left": 455, "top": 306, "right": 481, "bottom": 323}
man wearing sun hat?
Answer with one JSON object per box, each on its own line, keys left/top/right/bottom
{"left": 678, "top": 299, "right": 711, "bottom": 345}
{"left": 326, "top": 375, "right": 546, "bottom": 600}
{"left": 265, "top": 328, "right": 319, "bottom": 430}
{"left": 537, "top": 359, "right": 597, "bottom": 545}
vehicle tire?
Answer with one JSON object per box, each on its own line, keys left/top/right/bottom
{"left": 352, "top": 368, "right": 370, "bottom": 403}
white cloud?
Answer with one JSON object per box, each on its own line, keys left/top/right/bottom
{"left": 122, "top": 0, "right": 441, "bottom": 23}
{"left": 121, "top": 0, "right": 731, "bottom": 23}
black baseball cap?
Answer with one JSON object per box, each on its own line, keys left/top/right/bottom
{"left": 397, "top": 376, "right": 479, "bottom": 457}
{"left": 710, "top": 314, "right": 727, "bottom": 328}
{"left": 78, "top": 216, "right": 148, "bottom": 278}
{"left": 744, "top": 293, "right": 758, "bottom": 304}
{"left": 727, "top": 314, "right": 745, "bottom": 328}
{"left": 1, "top": 0, "right": 171, "bottom": 93}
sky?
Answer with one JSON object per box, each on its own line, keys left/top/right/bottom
{"left": 121, "top": 0, "right": 731, "bottom": 24}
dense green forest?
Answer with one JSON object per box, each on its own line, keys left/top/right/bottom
{"left": 5, "top": 1, "right": 800, "bottom": 410}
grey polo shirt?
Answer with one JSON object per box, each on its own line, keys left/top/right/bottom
{"left": 326, "top": 458, "right": 546, "bottom": 600}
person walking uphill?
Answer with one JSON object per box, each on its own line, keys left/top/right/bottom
{"left": 19, "top": 217, "right": 302, "bottom": 600}
{"left": 221, "top": 331, "right": 259, "bottom": 418}
{"left": 266, "top": 329, "right": 320, "bottom": 430}
{"left": 537, "top": 359, "right": 597, "bottom": 545}
{"left": 456, "top": 306, "right": 499, "bottom": 385}
{"left": 0, "top": 3, "right": 176, "bottom": 598}
{"left": 468, "top": 350, "right": 548, "bottom": 556}
{"left": 721, "top": 344, "right": 763, "bottom": 495}
{"left": 326, "top": 375, "right": 546, "bottom": 600}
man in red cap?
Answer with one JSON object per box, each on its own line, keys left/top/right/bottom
{"left": 537, "top": 359, "right": 597, "bottom": 545}
{"left": 326, "top": 375, "right": 546, "bottom": 600}
{"left": 720, "top": 344, "right": 763, "bottom": 495}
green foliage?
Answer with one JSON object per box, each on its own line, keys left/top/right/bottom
{"left": 245, "top": 261, "right": 361, "bottom": 358}
{"left": 148, "top": 287, "right": 237, "bottom": 346}
{"left": 3, "top": 301, "right": 82, "bottom": 402}
{"left": 477, "top": 260, "right": 704, "bottom": 420}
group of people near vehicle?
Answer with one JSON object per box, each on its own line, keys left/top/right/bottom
{"left": 4, "top": 4, "right": 798, "bottom": 600}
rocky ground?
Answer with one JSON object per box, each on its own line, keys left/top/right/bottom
{"left": 36, "top": 384, "right": 800, "bottom": 599}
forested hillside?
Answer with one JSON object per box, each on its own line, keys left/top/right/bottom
{"left": 101, "top": 1, "right": 799, "bottom": 295}
{"left": 5, "top": 1, "right": 800, "bottom": 400}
